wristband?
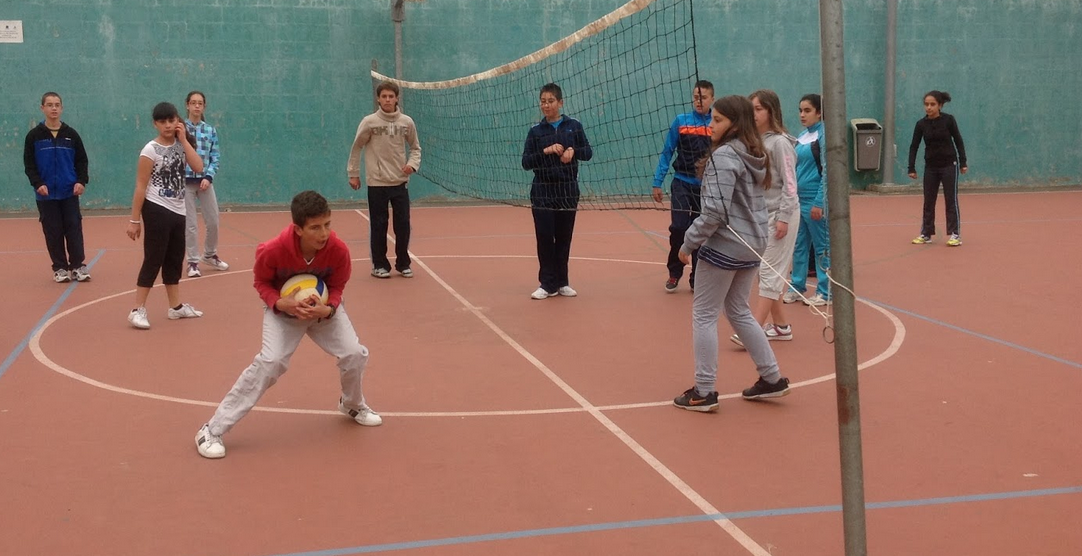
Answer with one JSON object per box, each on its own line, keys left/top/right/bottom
{"left": 129, "top": 220, "right": 141, "bottom": 224}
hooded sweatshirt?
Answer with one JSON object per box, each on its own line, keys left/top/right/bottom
{"left": 252, "top": 224, "right": 352, "bottom": 314}
{"left": 682, "top": 138, "right": 768, "bottom": 269}
{"left": 347, "top": 108, "right": 421, "bottom": 187}
{"left": 762, "top": 131, "right": 799, "bottom": 224}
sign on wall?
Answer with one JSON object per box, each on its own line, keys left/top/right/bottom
{"left": 0, "top": 20, "right": 23, "bottom": 43}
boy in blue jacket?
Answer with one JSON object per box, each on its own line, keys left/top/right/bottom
{"left": 652, "top": 80, "right": 713, "bottom": 293}
{"left": 24, "top": 92, "right": 91, "bottom": 283}
{"left": 521, "top": 83, "right": 593, "bottom": 300}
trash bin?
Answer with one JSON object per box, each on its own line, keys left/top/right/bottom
{"left": 850, "top": 118, "right": 882, "bottom": 171}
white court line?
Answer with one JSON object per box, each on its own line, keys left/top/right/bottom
{"left": 27, "top": 218, "right": 907, "bottom": 555}
{"left": 355, "top": 210, "right": 770, "bottom": 555}
{"left": 28, "top": 261, "right": 904, "bottom": 416}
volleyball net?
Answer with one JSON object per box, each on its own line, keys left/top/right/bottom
{"left": 372, "top": 0, "right": 699, "bottom": 210}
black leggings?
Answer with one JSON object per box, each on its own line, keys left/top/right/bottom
{"left": 137, "top": 201, "right": 186, "bottom": 288}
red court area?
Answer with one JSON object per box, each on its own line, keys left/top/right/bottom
{"left": 1, "top": 190, "right": 1080, "bottom": 556}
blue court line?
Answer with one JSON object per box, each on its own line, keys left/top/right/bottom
{"left": 863, "top": 298, "right": 1082, "bottom": 370}
{"left": 246, "top": 486, "right": 1082, "bottom": 556}
{"left": 0, "top": 250, "right": 103, "bottom": 381}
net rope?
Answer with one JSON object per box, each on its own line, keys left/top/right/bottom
{"left": 371, "top": 0, "right": 698, "bottom": 211}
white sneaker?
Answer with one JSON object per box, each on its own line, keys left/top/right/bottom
{"left": 398, "top": 268, "right": 414, "bottom": 278}
{"left": 338, "top": 399, "right": 383, "bottom": 426}
{"left": 803, "top": 293, "right": 829, "bottom": 307}
{"left": 729, "top": 333, "right": 744, "bottom": 348}
{"left": 371, "top": 268, "right": 391, "bottom": 279}
{"left": 128, "top": 307, "right": 150, "bottom": 329}
{"left": 201, "top": 254, "right": 229, "bottom": 271}
{"left": 168, "top": 303, "right": 204, "bottom": 319}
{"left": 72, "top": 265, "right": 91, "bottom": 282}
{"left": 187, "top": 263, "right": 201, "bottom": 278}
{"left": 782, "top": 290, "right": 803, "bottom": 304}
{"left": 557, "top": 285, "right": 577, "bottom": 297}
{"left": 54, "top": 269, "right": 71, "bottom": 283}
{"left": 195, "top": 424, "right": 226, "bottom": 459}
{"left": 531, "top": 287, "right": 552, "bottom": 300}
{"left": 765, "top": 324, "right": 793, "bottom": 341}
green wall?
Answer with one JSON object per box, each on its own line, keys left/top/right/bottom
{"left": 2, "top": 0, "right": 1079, "bottom": 211}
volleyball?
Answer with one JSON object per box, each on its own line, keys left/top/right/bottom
{"left": 280, "top": 273, "right": 329, "bottom": 306}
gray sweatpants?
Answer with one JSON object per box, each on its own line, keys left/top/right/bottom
{"left": 692, "top": 262, "right": 782, "bottom": 394}
{"left": 184, "top": 181, "right": 221, "bottom": 263}
{"left": 207, "top": 304, "right": 370, "bottom": 437}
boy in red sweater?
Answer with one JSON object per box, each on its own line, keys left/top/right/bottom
{"left": 195, "top": 190, "right": 381, "bottom": 459}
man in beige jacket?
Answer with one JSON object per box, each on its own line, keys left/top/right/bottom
{"left": 347, "top": 81, "right": 422, "bottom": 278}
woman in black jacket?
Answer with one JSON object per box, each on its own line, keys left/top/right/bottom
{"left": 908, "top": 90, "right": 969, "bottom": 247}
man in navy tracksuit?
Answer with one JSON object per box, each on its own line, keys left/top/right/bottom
{"left": 521, "top": 83, "right": 593, "bottom": 300}
{"left": 652, "top": 80, "right": 714, "bottom": 293}
{"left": 24, "top": 92, "right": 91, "bottom": 283}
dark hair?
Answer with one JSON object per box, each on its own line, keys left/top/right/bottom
{"left": 540, "top": 83, "right": 563, "bottom": 101}
{"left": 694, "top": 80, "right": 714, "bottom": 93}
{"left": 376, "top": 81, "right": 400, "bottom": 98}
{"left": 152, "top": 102, "right": 179, "bottom": 121}
{"left": 924, "top": 90, "right": 952, "bottom": 105}
{"left": 749, "top": 89, "right": 787, "bottom": 135}
{"left": 701, "top": 95, "right": 772, "bottom": 188}
{"left": 291, "top": 190, "right": 330, "bottom": 226}
{"left": 41, "top": 92, "right": 62, "bottom": 105}
{"left": 800, "top": 93, "right": 822, "bottom": 114}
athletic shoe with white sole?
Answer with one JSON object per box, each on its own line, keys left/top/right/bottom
{"left": 765, "top": 323, "right": 793, "bottom": 341}
{"left": 673, "top": 387, "right": 719, "bottom": 412}
{"left": 557, "top": 285, "right": 577, "bottom": 297}
{"left": 531, "top": 287, "right": 553, "bottom": 300}
{"left": 338, "top": 399, "right": 383, "bottom": 426}
{"left": 742, "top": 377, "right": 791, "bottom": 400}
{"left": 195, "top": 424, "right": 226, "bottom": 459}
{"left": 168, "top": 303, "right": 204, "bottom": 319}
{"left": 201, "top": 254, "right": 229, "bottom": 271}
{"left": 128, "top": 307, "right": 150, "bottom": 329}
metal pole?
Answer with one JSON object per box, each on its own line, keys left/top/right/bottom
{"left": 392, "top": 0, "right": 405, "bottom": 80}
{"left": 881, "top": 0, "right": 898, "bottom": 186}
{"left": 371, "top": 59, "right": 380, "bottom": 112}
{"left": 819, "top": 0, "right": 868, "bottom": 555}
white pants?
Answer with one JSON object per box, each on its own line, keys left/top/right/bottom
{"left": 184, "top": 181, "right": 221, "bottom": 263}
{"left": 207, "top": 304, "right": 370, "bottom": 437}
{"left": 758, "top": 210, "right": 801, "bottom": 299}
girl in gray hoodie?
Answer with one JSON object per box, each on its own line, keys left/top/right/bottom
{"left": 672, "top": 96, "right": 792, "bottom": 412}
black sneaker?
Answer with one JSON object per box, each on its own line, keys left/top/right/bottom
{"left": 673, "top": 387, "right": 719, "bottom": 412}
{"left": 664, "top": 277, "right": 678, "bottom": 293}
{"left": 742, "top": 377, "right": 791, "bottom": 400}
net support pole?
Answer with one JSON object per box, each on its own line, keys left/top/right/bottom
{"left": 881, "top": 0, "right": 898, "bottom": 186}
{"left": 392, "top": 0, "right": 405, "bottom": 80}
{"left": 819, "top": 0, "right": 869, "bottom": 555}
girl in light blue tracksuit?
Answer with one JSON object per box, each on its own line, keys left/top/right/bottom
{"left": 785, "top": 93, "right": 830, "bottom": 306}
